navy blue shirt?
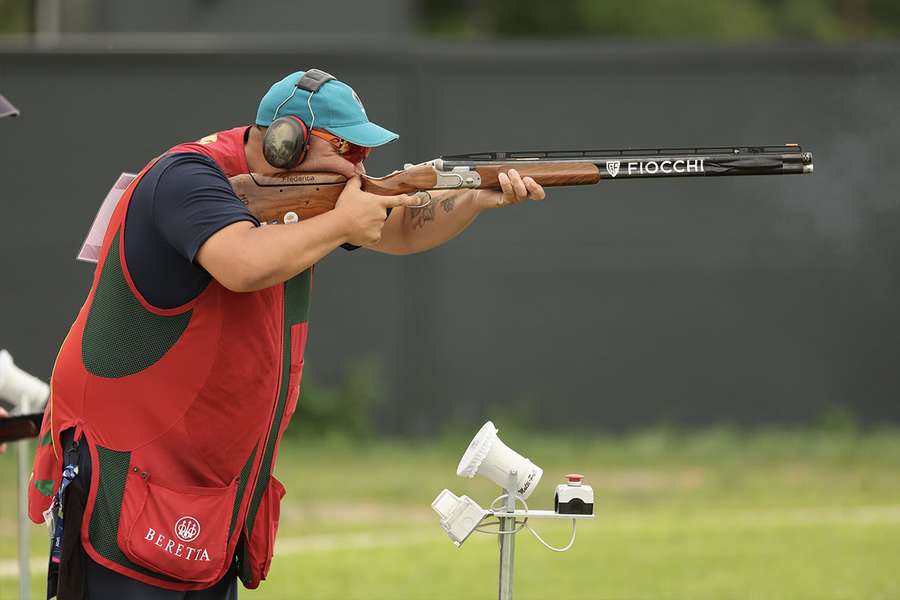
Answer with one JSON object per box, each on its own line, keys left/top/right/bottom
{"left": 124, "top": 152, "right": 259, "bottom": 309}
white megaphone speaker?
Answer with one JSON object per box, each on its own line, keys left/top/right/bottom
{"left": 0, "top": 349, "right": 50, "bottom": 409}
{"left": 456, "top": 421, "right": 543, "bottom": 499}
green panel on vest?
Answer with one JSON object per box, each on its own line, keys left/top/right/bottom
{"left": 237, "top": 536, "right": 252, "bottom": 587}
{"left": 229, "top": 447, "right": 257, "bottom": 538}
{"left": 34, "top": 479, "right": 54, "bottom": 497}
{"left": 244, "top": 269, "right": 310, "bottom": 534}
{"left": 244, "top": 325, "right": 291, "bottom": 535}
{"left": 82, "top": 232, "right": 192, "bottom": 378}
{"left": 39, "top": 431, "right": 52, "bottom": 446}
{"left": 284, "top": 269, "right": 311, "bottom": 325}
{"left": 88, "top": 446, "right": 131, "bottom": 560}
{"left": 89, "top": 445, "right": 180, "bottom": 582}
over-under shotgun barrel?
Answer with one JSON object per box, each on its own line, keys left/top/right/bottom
{"left": 436, "top": 144, "right": 813, "bottom": 181}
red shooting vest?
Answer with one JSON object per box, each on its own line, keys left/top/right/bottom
{"left": 28, "top": 126, "right": 310, "bottom": 590}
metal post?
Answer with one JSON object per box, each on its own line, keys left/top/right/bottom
{"left": 16, "top": 394, "right": 32, "bottom": 600}
{"left": 34, "top": 0, "right": 62, "bottom": 38}
{"left": 498, "top": 470, "right": 518, "bottom": 600}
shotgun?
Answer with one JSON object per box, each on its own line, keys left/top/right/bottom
{"left": 0, "top": 412, "right": 43, "bottom": 444}
{"left": 229, "top": 144, "right": 813, "bottom": 224}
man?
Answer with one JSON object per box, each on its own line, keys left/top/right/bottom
{"left": 28, "top": 69, "right": 544, "bottom": 599}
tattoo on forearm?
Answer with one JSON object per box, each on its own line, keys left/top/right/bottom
{"left": 406, "top": 191, "right": 464, "bottom": 230}
{"left": 407, "top": 201, "right": 435, "bottom": 229}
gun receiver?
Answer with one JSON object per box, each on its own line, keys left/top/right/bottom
{"left": 229, "top": 144, "right": 813, "bottom": 224}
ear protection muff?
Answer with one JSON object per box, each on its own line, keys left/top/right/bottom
{"left": 262, "top": 68, "right": 336, "bottom": 169}
{"left": 262, "top": 115, "right": 309, "bottom": 169}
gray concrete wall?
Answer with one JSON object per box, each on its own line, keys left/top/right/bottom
{"left": 1, "top": 42, "right": 898, "bottom": 432}
{"left": 54, "top": 0, "right": 415, "bottom": 35}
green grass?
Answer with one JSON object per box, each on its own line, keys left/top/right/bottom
{"left": 2, "top": 426, "right": 900, "bottom": 599}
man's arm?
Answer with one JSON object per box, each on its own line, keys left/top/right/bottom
{"left": 197, "top": 177, "right": 420, "bottom": 291}
{"left": 367, "top": 169, "right": 546, "bottom": 255}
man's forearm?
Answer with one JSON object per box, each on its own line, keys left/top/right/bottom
{"left": 244, "top": 211, "right": 352, "bottom": 287}
{"left": 369, "top": 189, "right": 483, "bottom": 255}
{"left": 200, "top": 175, "right": 423, "bottom": 290}
{"left": 197, "top": 211, "right": 351, "bottom": 292}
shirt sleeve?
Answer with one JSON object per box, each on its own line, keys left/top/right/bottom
{"left": 152, "top": 153, "right": 260, "bottom": 263}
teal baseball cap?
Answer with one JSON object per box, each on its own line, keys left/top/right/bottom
{"left": 255, "top": 70, "right": 398, "bottom": 147}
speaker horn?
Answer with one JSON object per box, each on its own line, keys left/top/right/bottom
{"left": 456, "top": 421, "right": 543, "bottom": 499}
{"left": 0, "top": 350, "right": 49, "bottom": 408}
{"left": 0, "top": 93, "right": 19, "bottom": 119}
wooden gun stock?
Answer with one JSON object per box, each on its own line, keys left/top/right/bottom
{"left": 228, "top": 163, "right": 597, "bottom": 224}
{"left": 229, "top": 165, "right": 442, "bottom": 223}
{"left": 229, "top": 172, "right": 347, "bottom": 223}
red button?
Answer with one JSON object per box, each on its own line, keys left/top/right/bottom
{"left": 566, "top": 473, "right": 583, "bottom": 482}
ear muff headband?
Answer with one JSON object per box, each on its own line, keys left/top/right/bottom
{"left": 262, "top": 69, "right": 336, "bottom": 169}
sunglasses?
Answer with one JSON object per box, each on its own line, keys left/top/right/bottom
{"left": 310, "top": 130, "right": 371, "bottom": 165}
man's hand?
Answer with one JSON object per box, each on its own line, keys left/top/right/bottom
{"left": 474, "top": 168, "right": 546, "bottom": 210}
{"left": 335, "top": 176, "right": 421, "bottom": 246}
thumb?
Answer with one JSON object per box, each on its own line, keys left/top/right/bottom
{"left": 343, "top": 175, "right": 362, "bottom": 191}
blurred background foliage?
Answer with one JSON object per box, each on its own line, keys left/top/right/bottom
{"left": 291, "top": 361, "right": 870, "bottom": 440}
{"left": 0, "top": 0, "right": 30, "bottom": 33}
{"left": 290, "top": 361, "right": 384, "bottom": 439}
{"left": 3, "top": 0, "right": 900, "bottom": 39}
{"left": 422, "top": 0, "right": 900, "bottom": 41}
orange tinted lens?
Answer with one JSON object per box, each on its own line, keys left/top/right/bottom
{"left": 312, "top": 130, "right": 371, "bottom": 164}
{"left": 342, "top": 143, "right": 371, "bottom": 164}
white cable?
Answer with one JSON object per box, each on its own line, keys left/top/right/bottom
{"left": 473, "top": 518, "right": 527, "bottom": 536}
{"left": 475, "top": 492, "right": 578, "bottom": 552}
{"left": 474, "top": 493, "right": 529, "bottom": 537}
{"left": 524, "top": 520, "right": 577, "bottom": 552}
{"left": 489, "top": 493, "right": 526, "bottom": 513}
{"left": 306, "top": 90, "right": 317, "bottom": 131}
{"left": 272, "top": 86, "right": 298, "bottom": 122}
{"left": 272, "top": 79, "right": 318, "bottom": 128}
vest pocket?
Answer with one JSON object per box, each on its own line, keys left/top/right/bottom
{"left": 117, "top": 468, "right": 237, "bottom": 584}
{"left": 239, "top": 475, "right": 285, "bottom": 589}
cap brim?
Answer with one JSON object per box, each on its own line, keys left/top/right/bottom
{"left": 325, "top": 121, "right": 398, "bottom": 147}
